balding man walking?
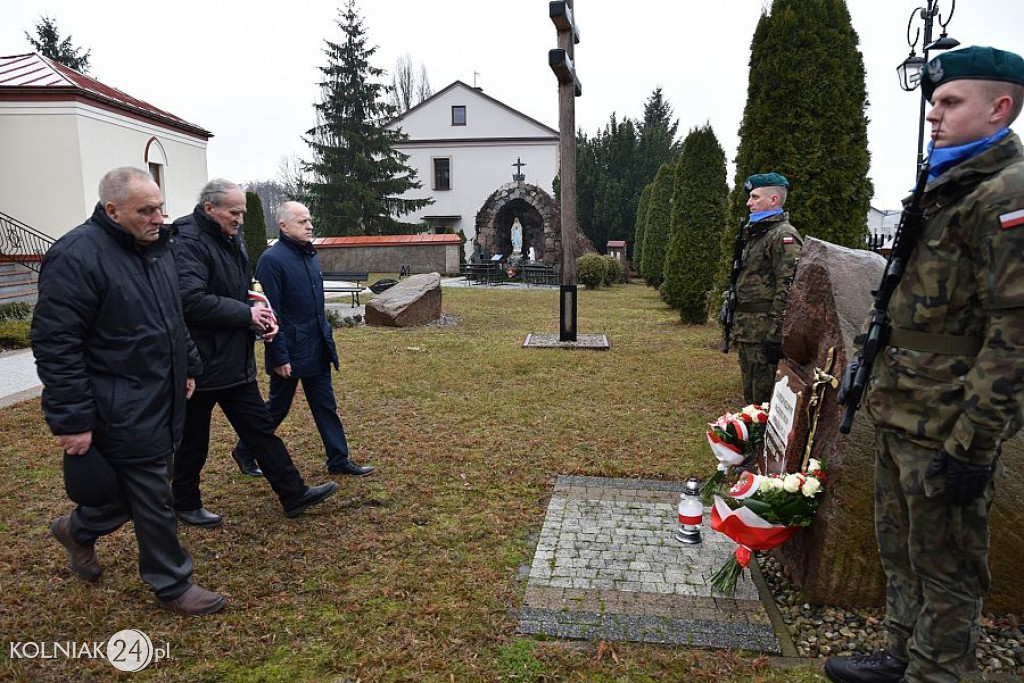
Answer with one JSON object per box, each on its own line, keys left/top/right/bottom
{"left": 232, "top": 201, "right": 374, "bottom": 478}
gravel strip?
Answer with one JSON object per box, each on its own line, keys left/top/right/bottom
{"left": 758, "top": 551, "right": 1024, "bottom": 677}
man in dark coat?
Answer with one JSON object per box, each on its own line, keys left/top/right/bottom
{"left": 172, "top": 180, "right": 338, "bottom": 526}
{"left": 232, "top": 201, "right": 374, "bottom": 477}
{"left": 32, "top": 167, "right": 224, "bottom": 615}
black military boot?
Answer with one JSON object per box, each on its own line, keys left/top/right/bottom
{"left": 824, "top": 650, "right": 908, "bottom": 683}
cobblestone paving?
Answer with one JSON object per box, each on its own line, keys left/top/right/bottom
{"left": 518, "top": 476, "right": 781, "bottom": 652}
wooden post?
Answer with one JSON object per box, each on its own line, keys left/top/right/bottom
{"left": 558, "top": 29, "right": 577, "bottom": 287}
{"left": 549, "top": 1, "right": 581, "bottom": 341}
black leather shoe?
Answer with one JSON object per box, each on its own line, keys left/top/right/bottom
{"left": 176, "top": 508, "right": 224, "bottom": 528}
{"left": 824, "top": 650, "right": 908, "bottom": 683}
{"left": 284, "top": 481, "right": 340, "bottom": 518}
{"left": 51, "top": 516, "right": 102, "bottom": 583}
{"left": 158, "top": 584, "right": 226, "bottom": 616}
{"left": 230, "top": 448, "right": 263, "bottom": 477}
{"left": 328, "top": 459, "right": 376, "bottom": 477}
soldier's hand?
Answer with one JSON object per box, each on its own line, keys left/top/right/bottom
{"left": 763, "top": 341, "right": 785, "bottom": 364}
{"left": 925, "top": 450, "right": 992, "bottom": 505}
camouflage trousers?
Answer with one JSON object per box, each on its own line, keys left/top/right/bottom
{"left": 736, "top": 342, "right": 777, "bottom": 405}
{"left": 874, "top": 429, "right": 995, "bottom": 683}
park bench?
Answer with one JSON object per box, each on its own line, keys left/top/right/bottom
{"left": 522, "top": 264, "right": 558, "bottom": 286}
{"left": 462, "top": 262, "right": 500, "bottom": 285}
{"left": 322, "top": 271, "right": 369, "bottom": 307}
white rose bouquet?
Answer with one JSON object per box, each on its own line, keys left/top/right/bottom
{"left": 708, "top": 459, "right": 827, "bottom": 594}
{"left": 701, "top": 402, "right": 770, "bottom": 503}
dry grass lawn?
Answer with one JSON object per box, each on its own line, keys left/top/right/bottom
{"left": 0, "top": 283, "right": 825, "bottom": 682}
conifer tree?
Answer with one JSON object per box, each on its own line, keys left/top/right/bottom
{"left": 243, "top": 192, "right": 269, "bottom": 276}
{"left": 660, "top": 124, "right": 728, "bottom": 322}
{"left": 25, "top": 15, "right": 90, "bottom": 73}
{"left": 640, "top": 163, "right": 674, "bottom": 289}
{"left": 632, "top": 184, "right": 652, "bottom": 276}
{"left": 303, "top": 0, "right": 432, "bottom": 236}
{"left": 726, "top": 0, "right": 871, "bottom": 258}
{"left": 636, "top": 88, "right": 681, "bottom": 187}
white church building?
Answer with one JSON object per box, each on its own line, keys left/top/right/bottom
{"left": 0, "top": 52, "right": 211, "bottom": 240}
{"left": 387, "top": 81, "right": 559, "bottom": 259}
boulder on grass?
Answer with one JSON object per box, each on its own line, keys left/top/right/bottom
{"left": 364, "top": 273, "right": 441, "bottom": 327}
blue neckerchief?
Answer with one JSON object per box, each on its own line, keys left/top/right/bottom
{"left": 749, "top": 208, "right": 783, "bottom": 224}
{"left": 926, "top": 127, "right": 1010, "bottom": 182}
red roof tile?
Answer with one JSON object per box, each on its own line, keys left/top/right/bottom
{"left": 0, "top": 53, "right": 211, "bottom": 139}
{"left": 314, "top": 234, "right": 461, "bottom": 248}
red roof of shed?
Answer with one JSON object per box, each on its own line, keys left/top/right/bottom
{"left": 314, "top": 234, "right": 461, "bottom": 248}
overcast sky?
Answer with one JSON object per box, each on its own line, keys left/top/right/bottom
{"left": 4, "top": 0, "right": 1023, "bottom": 210}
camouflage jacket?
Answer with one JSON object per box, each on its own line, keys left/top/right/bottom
{"left": 866, "top": 132, "right": 1024, "bottom": 465}
{"left": 732, "top": 212, "right": 803, "bottom": 344}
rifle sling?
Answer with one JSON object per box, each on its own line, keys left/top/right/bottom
{"left": 736, "top": 302, "right": 772, "bottom": 313}
{"left": 888, "top": 327, "right": 983, "bottom": 356}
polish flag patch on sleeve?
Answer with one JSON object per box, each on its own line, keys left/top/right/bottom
{"left": 782, "top": 236, "right": 795, "bottom": 244}
{"left": 999, "top": 209, "right": 1024, "bottom": 230}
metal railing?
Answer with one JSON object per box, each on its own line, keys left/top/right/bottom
{"left": 0, "top": 210, "right": 54, "bottom": 273}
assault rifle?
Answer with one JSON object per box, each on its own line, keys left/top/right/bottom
{"left": 721, "top": 218, "right": 748, "bottom": 353}
{"left": 838, "top": 157, "right": 932, "bottom": 433}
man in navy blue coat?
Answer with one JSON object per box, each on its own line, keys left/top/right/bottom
{"left": 233, "top": 201, "right": 375, "bottom": 477}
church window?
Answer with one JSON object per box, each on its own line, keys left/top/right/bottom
{"left": 433, "top": 157, "right": 451, "bottom": 191}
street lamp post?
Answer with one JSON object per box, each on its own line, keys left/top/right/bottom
{"left": 897, "top": 0, "right": 959, "bottom": 170}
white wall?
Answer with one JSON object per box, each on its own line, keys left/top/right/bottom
{"left": 396, "top": 84, "right": 554, "bottom": 140}
{"left": 0, "top": 100, "right": 208, "bottom": 239}
{"left": 0, "top": 101, "right": 86, "bottom": 237}
{"left": 396, "top": 139, "right": 557, "bottom": 238}
{"left": 389, "top": 83, "right": 558, "bottom": 252}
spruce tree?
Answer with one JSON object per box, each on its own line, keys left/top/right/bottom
{"left": 640, "top": 163, "right": 674, "bottom": 289}
{"left": 727, "top": 0, "right": 871, "bottom": 254}
{"left": 25, "top": 15, "right": 90, "bottom": 73}
{"left": 243, "top": 192, "right": 269, "bottom": 276}
{"left": 636, "top": 88, "right": 681, "bottom": 188}
{"left": 660, "top": 124, "right": 728, "bottom": 322}
{"left": 303, "top": 0, "right": 432, "bottom": 236}
{"left": 632, "top": 184, "right": 652, "bottom": 276}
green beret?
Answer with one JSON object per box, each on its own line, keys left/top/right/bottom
{"left": 923, "top": 46, "right": 1024, "bottom": 102}
{"left": 744, "top": 173, "right": 789, "bottom": 192}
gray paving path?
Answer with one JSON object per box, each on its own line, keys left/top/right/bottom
{"left": 0, "top": 348, "right": 41, "bottom": 408}
{"left": 518, "top": 475, "right": 782, "bottom": 653}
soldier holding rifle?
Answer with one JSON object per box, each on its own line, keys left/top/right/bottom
{"left": 723, "top": 173, "right": 802, "bottom": 405}
{"left": 827, "top": 46, "right": 1024, "bottom": 683}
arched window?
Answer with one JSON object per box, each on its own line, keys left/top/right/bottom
{"left": 144, "top": 137, "right": 168, "bottom": 191}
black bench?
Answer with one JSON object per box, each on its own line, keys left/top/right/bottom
{"left": 522, "top": 264, "right": 558, "bottom": 286}
{"left": 462, "top": 262, "right": 500, "bottom": 285}
{"left": 322, "top": 271, "right": 369, "bottom": 307}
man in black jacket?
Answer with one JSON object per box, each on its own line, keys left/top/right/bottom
{"left": 32, "top": 167, "right": 224, "bottom": 615}
{"left": 172, "top": 179, "right": 338, "bottom": 526}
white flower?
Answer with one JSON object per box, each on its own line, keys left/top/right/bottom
{"left": 761, "top": 476, "right": 783, "bottom": 491}
{"left": 807, "top": 458, "right": 822, "bottom": 474}
{"left": 783, "top": 473, "right": 804, "bottom": 493}
{"left": 801, "top": 477, "right": 822, "bottom": 497}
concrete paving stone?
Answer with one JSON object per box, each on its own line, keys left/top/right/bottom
{"left": 520, "top": 476, "right": 784, "bottom": 653}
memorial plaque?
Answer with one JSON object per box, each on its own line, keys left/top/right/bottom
{"left": 764, "top": 375, "right": 799, "bottom": 474}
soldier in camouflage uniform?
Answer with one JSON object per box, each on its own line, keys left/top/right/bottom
{"left": 825, "top": 46, "right": 1024, "bottom": 683}
{"left": 732, "top": 173, "right": 803, "bottom": 404}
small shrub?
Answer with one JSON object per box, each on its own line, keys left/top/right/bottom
{"left": 0, "top": 302, "right": 33, "bottom": 322}
{"left": 0, "top": 319, "right": 31, "bottom": 350}
{"left": 601, "top": 255, "right": 623, "bottom": 286}
{"left": 576, "top": 252, "right": 606, "bottom": 289}
{"left": 325, "top": 308, "right": 344, "bottom": 329}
